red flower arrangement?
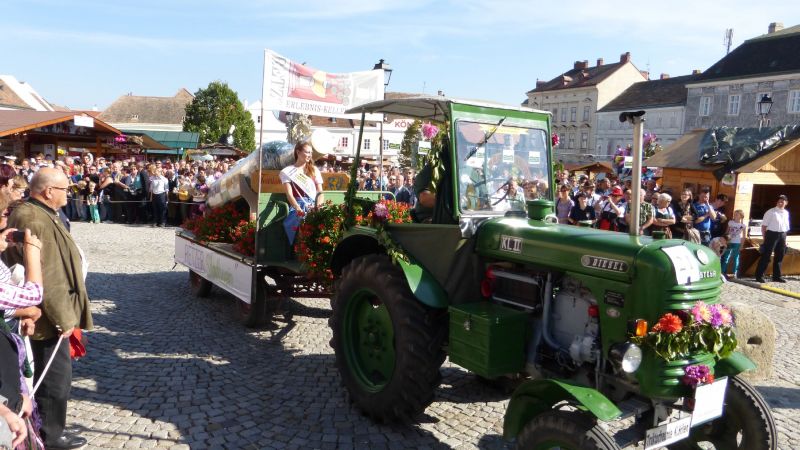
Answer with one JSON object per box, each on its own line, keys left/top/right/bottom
{"left": 231, "top": 220, "right": 256, "bottom": 256}
{"left": 182, "top": 203, "right": 249, "bottom": 243}
{"left": 651, "top": 313, "right": 683, "bottom": 334}
{"left": 632, "top": 301, "right": 738, "bottom": 362}
{"left": 551, "top": 132, "right": 560, "bottom": 147}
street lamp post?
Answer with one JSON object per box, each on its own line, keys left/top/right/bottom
{"left": 758, "top": 94, "right": 773, "bottom": 130}
{"left": 373, "top": 59, "right": 393, "bottom": 188}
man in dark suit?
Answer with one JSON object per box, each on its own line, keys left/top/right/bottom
{"left": 5, "top": 168, "right": 93, "bottom": 449}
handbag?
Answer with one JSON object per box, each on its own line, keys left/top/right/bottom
{"left": 69, "top": 329, "right": 87, "bottom": 359}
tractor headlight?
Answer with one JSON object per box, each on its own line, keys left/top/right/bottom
{"left": 610, "top": 343, "right": 642, "bottom": 373}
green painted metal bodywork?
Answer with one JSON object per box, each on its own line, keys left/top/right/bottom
{"left": 476, "top": 215, "right": 724, "bottom": 399}
{"left": 503, "top": 379, "right": 622, "bottom": 439}
{"left": 396, "top": 259, "right": 449, "bottom": 308}
{"left": 714, "top": 351, "right": 757, "bottom": 377}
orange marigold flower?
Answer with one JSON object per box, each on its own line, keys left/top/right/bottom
{"left": 321, "top": 236, "right": 331, "bottom": 244}
{"left": 653, "top": 313, "right": 683, "bottom": 334}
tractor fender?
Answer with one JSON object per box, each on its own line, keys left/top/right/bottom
{"left": 330, "top": 234, "right": 448, "bottom": 309}
{"left": 714, "top": 351, "right": 757, "bottom": 378}
{"left": 503, "top": 379, "right": 621, "bottom": 440}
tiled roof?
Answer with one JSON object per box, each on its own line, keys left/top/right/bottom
{"left": 0, "top": 80, "right": 32, "bottom": 110}
{"left": 529, "top": 61, "right": 626, "bottom": 93}
{"left": 693, "top": 25, "right": 800, "bottom": 82}
{"left": 598, "top": 74, "right": 700, "bottom": 112}
{"left": 0, "top": 111, "right": 120, "bottom": 137}
{"left": 99, "top": 90, "right": 194, "bottom": 125}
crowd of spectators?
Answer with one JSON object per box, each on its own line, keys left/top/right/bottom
{"left": 553, "top": 169, "right": 743, "bottom": 277}
{"left": 11, "top": 152, "right": 238, "bottom": 227}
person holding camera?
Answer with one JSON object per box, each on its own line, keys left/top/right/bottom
{"left": 5, "top": 168, "right": 93, "bottom": 449}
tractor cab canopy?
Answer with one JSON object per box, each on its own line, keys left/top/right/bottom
{"left": 347, "top": 97, "right": 553, "bottom": 222}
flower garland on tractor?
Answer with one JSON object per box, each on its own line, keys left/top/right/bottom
{"left": 295, "top": 200, "right": 413, "bottom": 283}
{"left": 631, "top": 301, "right": 738, "bottom": 388}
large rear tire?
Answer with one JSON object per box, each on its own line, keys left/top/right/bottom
{"left": 516, "top": 410, "right": 620, "bottom": 450}
{"left": 189, "top": 270, "right": 212, "bottom": 297}
{"left": 330, "top": 254, "right": 446, "bottom": 423}
{"left": 668, "top": 375, "right": 777, "bottom": 449}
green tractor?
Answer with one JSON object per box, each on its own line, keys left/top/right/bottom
{"left": 328, "top": 97, "right": 776, "bottom": 449}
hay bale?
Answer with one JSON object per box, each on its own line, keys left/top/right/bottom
{"left": 729, "top": 301, "right": 775, "bottom": 381}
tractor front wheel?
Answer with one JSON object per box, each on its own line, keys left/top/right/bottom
{"left": 669, "top": 375, "right": 777, "bottom": 449}
{"left": 330, "top": 254, "right": 446, "bottom": 423}
{"left": 516, "top": 410, "right": 620, "bottom": 450}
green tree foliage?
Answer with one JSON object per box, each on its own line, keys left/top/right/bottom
{"left": 400, "top": 119, "right": 421, "bottom": 170}
{"left": 184, "top": 81, "right": 256, "bottom": 152}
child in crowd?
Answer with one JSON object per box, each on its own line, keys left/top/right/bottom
{"left": 87, "top": 181, "right": 100, "bottom": 223}
{"left": 720, "top": 209, "right": 746, "bottom": 278}
{"left": 709, "top": 235, "right": 728, "bottom": 258}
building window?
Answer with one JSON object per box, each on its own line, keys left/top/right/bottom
{"left": 561, "top": 109, "right": 567, "bottom": 122}
{"left": 789, "top": 90, "right": 800, "bottom": 113}
{"left": 552, "top": 108, "right": 558, "bottom": 122}
{"left": 570, "top": 107, "right": 577, "bottom": 122}
{"left": 727, "top": 94, "right": 740, "bottom": 116}
{"left": 339, "top": 137, "right": 349, "bottom": 148}
{"left": 670, "top": 114, "right": 677, "bottom": 128}
{"left": 755, "top": 92, "right": 771, "bottom": 113}
{"left": 363, "top": 139, "right": 370, "bottom": 150}
{"left": 568, "top": 133, "right": 576, "bottom": 149}
{"left": 583, "top": 106, "right": 590, "bottom": 122}
{"left": 559, "top": 133, "right": 565, "bottom": 148}
{"left": 580, "top": 132, "right": 588, "bottom": 149}
{"left": 699, "top": 97, "right": 712, "bottom": 116}
{"left": 383, "top": 139, "right": 389, "bottom": 151}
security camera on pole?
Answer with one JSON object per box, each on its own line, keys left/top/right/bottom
{"left": 619, "top": 110, "right": 645, "bottom": 237}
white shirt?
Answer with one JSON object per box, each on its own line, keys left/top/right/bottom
{"left": 762, "top": 206, "right": 790, "bottom": 232}
{"left": 149, "top": 175, "right": 169, "bottom": 195}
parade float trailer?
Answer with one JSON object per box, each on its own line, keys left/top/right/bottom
{"left": 176, "top": 97, "right": 776, "bottom": 449}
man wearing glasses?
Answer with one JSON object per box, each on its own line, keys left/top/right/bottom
{"left": 5, "top": 168, "right": 93, "bottom": 449}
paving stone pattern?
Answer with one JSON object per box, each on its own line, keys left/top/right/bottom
{"left": 66, "top": 223, "right": 798, "bottom": 449}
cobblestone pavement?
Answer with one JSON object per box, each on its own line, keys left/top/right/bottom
{"left": 66, "top": 222, "right": 799, "bottom": 449}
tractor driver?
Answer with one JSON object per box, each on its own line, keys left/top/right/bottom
{"left": 412, "top": 162, "right": 436, "bottom": 223}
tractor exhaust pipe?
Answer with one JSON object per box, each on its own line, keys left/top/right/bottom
{"left": 619, "top": 111, "right": 646, "bottom": 237}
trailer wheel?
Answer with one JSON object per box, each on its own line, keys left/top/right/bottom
{"left": 330, "top": 254, "right": 446, "bottom": 423}
{"left": 668, "top": 375, "right": 776, "bottom": 450}
{"left": 238, "top": 275, "right": 272, "bottom": 328}
{"left": 189, "top": 271, "right": 212, "bottom": 297}
{"left": 515, "top": 410, "right": 620, "bottom": 450}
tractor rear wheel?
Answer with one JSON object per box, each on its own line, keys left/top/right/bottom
{"left": 516, "top": 410, "right": 620, "bottom": 450}
{"left": 189, "top": 271, "right": 212, "bottom": 297}
{"left": 668, "top": 375, "right": 777, "bottom": 450}
{"left": 330, "top": 254, "right": 446, "bottom": 423}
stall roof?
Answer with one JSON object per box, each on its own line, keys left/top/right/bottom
{"left": 120, "top": 129, "right": 199, "bottom": 150}
{"left": 643, "top": 130, "right": 721, "bottom": 170}
{"left": 645, "top": 128, "right": 800, "bottom": 174}
{"left": 0, "top": 111, "right": 121, "bottom": 137}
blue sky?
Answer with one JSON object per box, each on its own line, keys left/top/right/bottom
{"left": 3, "top": 0, "right": 799, "bottom": 111}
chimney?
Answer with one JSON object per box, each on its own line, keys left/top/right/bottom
{"left": 640, "top": 71, "right": 650, "bottom": 79}
{"left": 768, "top": 22, "right": 784, "bottom": 34}
{"left": 620, "top": 52, "right": 631, "bottom": 63}
{"left": 573, "top": 60, "right": 589, "bottom": 70}
{"left": 660, "top": 73, "right": 670, "bottom": 80}
{"left": 692, "top": 69, "right": 702, "bottom": 75}
{"left": 596, "top": 58, "right": 604, "bottom": 66}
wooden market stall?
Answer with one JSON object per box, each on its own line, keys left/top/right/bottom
{"left": 565, "top": 161, "right": 614, "bottom": 178}
{"left": 645, "top": 128, "right": 800, "bottom": 274}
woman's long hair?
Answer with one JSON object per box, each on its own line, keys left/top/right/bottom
{"left": 0, "top": 164, "right": 17, "bottom": 188}
{"left": 294, "top": 141, "right": 315, "bottom": 178}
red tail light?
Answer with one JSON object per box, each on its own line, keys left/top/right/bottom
{"left": 588, "top": 305, "right": 599, "bottom": 317}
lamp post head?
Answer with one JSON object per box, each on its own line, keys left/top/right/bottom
{"left": 373, "top": 58, "right": 393, "bottom": 87}
{"left": 758, "top": 94, "right": 773, "bottom": 117}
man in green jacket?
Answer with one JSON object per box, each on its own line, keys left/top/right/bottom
{"left": 5, "top": 168, "right": 93, "bottom": 449}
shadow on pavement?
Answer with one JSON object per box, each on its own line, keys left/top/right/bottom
{"left": 72, "top": 269, "right": 490, "bottom": 448}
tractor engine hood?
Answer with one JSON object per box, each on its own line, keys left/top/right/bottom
{"left": 475, "top": 217, "right": 717, "bottom": 284}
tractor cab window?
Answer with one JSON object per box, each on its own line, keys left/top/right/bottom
{"left": 455, "top": 121, "right": 550, "bottom": 214}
